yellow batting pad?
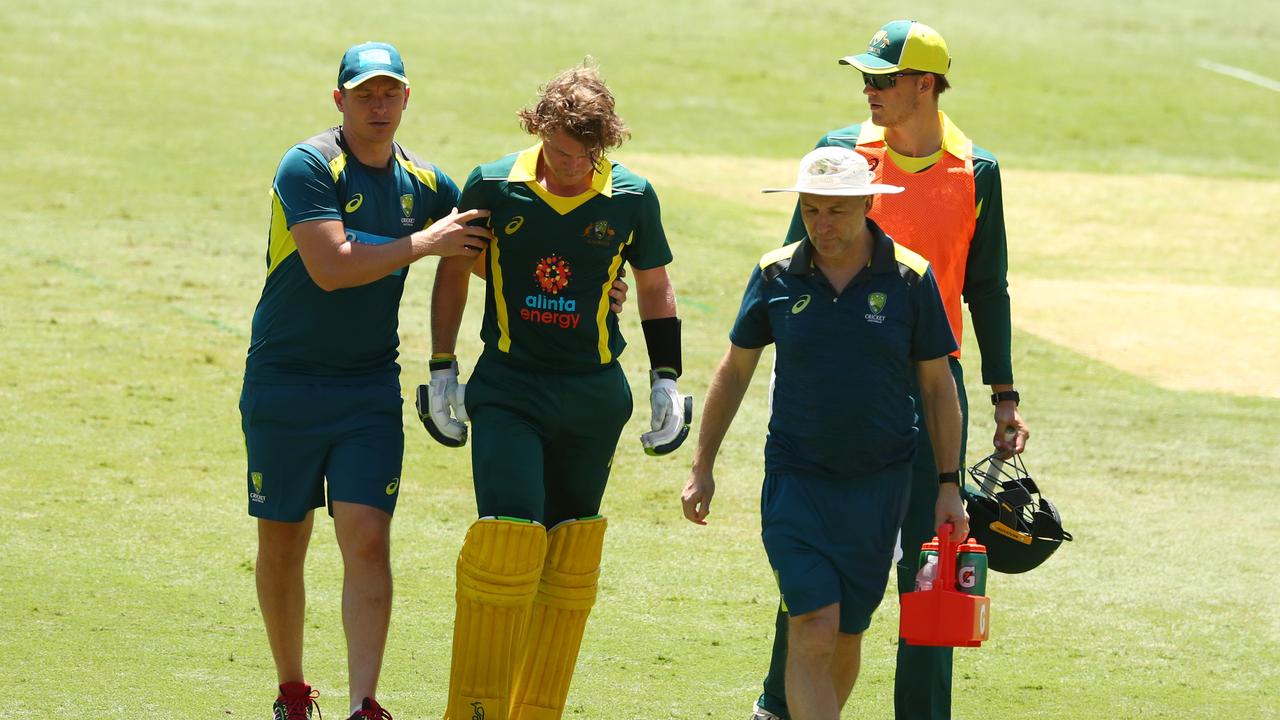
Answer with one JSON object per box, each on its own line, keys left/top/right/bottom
{"left": 510, "top": 516, "right": 607, "bottom": 720}
{"left": 445, "top": 519, "right": 548, "bottom": 720}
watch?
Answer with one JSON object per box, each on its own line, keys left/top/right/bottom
{"left": 990, "top": 390, "right": 1020, "bottom": 406}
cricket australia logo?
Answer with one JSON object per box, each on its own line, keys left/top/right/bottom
{"left": 582, "top": 219, "right": 616, "bottom": 246}
{"left": 250, "top": 472, "right": 266, "bottom": 504}
{"left": 400, "top": 194, "right": 415, "bottom": 227}
{"left": 869, "top": 29, "right": 891, "bottom": 55}
{"left": 865, "top": 292, "right": 887, "bottom": 324}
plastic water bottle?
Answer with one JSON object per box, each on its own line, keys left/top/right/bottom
{"left": 956, "top": 540, "right": 989, "bottom": 596}
{"left": 914, "top": 553, "right": 939, "bottom": 591}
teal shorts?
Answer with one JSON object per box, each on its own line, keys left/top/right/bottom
{"left": 464, "top": 355, "right": 632, "bottom": 526}
{"left": 239, "top": 380, "right": 403, "bottom": 521}
{"left": 761, "top": 463, "right": 911, "bottom": 633}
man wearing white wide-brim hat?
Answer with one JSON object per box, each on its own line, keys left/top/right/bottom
{"left": 681, "top": 146, "right": 967, "bottom": 720}
{"left": 756, "top": 20, "right": 1027, "bottom": 720}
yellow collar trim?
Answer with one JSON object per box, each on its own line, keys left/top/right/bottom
{"left": 856, "top": 112, "right": 971, "bottom": 161}
{"left": 507, "top": 141, "right": 613, "bottom": 197}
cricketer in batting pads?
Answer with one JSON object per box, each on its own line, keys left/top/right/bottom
{"left": 426, "top": 61, "right": 693, "bottom": 720}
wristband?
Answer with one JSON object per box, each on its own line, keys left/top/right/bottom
{"left": 990, "top": 390, "right": 1020, "bottom": 406}
{"left": 938, "top": 470, "right": 960, "bottom": 485}
{"left": 641, "top": 316, "right": 682, "bottom": 378}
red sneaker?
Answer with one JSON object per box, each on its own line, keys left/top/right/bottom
{"left": 346, "top": 697, "right": 392, "bottom": 720}
{"left": 273, "top": 682, "right": 321, "bottom": 720}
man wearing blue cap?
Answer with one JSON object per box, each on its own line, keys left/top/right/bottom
{"left": 750, "top": 20, "right": 1030, "bottom": 720}
{"left": 240, "top": 42, "right": 494, "bottom": 720}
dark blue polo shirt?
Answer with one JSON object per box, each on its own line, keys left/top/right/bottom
{"left": 730, "top": 220, "right": 957, "bottom": 480}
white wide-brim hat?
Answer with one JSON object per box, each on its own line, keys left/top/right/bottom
{"left": 763, "top": 146, "right": 904, "bottom": 196}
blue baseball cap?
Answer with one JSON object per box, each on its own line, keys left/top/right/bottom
{"left": 338, "top": 42, "right": 409, "bottom": 89}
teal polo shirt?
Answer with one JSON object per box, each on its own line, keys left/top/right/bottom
{"left": 246, "top": 127, "right": 461, "bottom": 386}
{"left": 730, "top": 220, "right": 957, "bottom": 479}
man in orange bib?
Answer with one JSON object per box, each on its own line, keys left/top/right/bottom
{"left": 750, "top": 20, "right": 1030, "bottom": 720}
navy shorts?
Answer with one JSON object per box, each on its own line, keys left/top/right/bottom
{"left": 761, "top": 463, "right": 911, "bottom": 633}
{"left": 239, "top": 380, "right": 403, "bottom": 521}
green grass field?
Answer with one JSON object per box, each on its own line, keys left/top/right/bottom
{"left": 2, "top": 1, "right": 1278, "bottom": 717}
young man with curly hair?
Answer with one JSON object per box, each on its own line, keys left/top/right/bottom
{"left": 426, "top": 62, "right": 692, "bottom": 720}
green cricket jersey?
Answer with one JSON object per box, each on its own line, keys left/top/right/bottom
{"left": 459, "top": 143, "right": 673, "bottom": 374}
{"left": 245, "top": 127, "right": 460, "bottom": 385}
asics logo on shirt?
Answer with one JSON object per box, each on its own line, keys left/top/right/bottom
{"left": 791, "top": 295, "right": 811, "bottom": 314}
{"left": 505, "top": 216, "right": 525, "bottom": 235}
{"left": 345, "top": 194, "right": 364, "bottom": 213}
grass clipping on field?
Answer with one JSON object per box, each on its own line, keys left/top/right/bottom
{"left": 625, "top": 153, "right": 1280, "bottom": 399}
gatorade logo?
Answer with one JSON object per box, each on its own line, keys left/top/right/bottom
{"left": 791, "top": 294, "right": 811, "bottom": 314}
{"left": 345, "top": 194, "right": 364, "bottom": 213}
{"left": 385, "top": 479, "right": 399, "bottom": 496}
{"left": 979, "top": 603, "right": 988, "bottom": 634}
{"left": 958, "top": 565, "right": 976, "bottom": 589}
{"left": 505, "top": 215, "right": 525, "bottom": 235}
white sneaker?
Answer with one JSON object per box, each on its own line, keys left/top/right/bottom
{"left": 750, "top": 702, "right": 784, "bottom": 720}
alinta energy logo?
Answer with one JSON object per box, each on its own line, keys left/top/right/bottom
{"left": 524, "top": 255, "right": 581, "bottom": 329}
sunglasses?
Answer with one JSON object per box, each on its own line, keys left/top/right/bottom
{"left": 861, "top": 71, "right": 926, "bottom": 90}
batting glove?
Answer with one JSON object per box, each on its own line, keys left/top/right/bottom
{"left": 416, "top": 358, "right": 468, "bottom": 447}
{"left": 640, "top": 372, "right": 693, "bottom": 456}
